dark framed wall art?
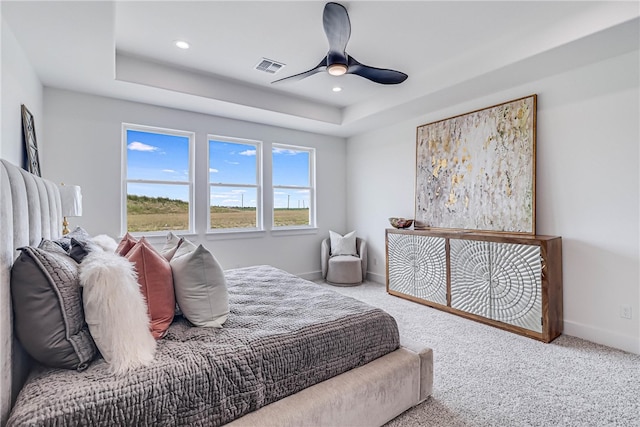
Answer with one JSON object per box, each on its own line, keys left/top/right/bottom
{"left": 21, "top": 104, "right": 41, "bottom": 177}
{"left": 415, "top": 95, "right": 537, "bottom": 234}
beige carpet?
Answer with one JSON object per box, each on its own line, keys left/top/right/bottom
{"left": 316, "top": 280, "right": 640, "bottom": 427}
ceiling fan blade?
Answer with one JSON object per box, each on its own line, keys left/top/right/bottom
{"left": 323, "top": 2, "right": 350, "bottom": 59}
{"left": 271, "top": 57, "right": 327, "bottom": 84}
{"left": 346, "top": 56, "right": 408, "bottom": 85}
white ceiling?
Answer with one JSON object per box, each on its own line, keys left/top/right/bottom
{"left": 2, "top": 1, "right": 639, "bottom": 137}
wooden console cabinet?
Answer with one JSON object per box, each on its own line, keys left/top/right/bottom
{"left": 386, "top": 229, "right": 563, "bottom": 342}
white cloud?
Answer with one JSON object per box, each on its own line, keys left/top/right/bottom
{"left": 239, "top": 149, "right": 256, "bottom": 156}
{"left": 274, "top": 191, "right": 287, "bottom": 195}
{"left": 225, "top": 160, "right": 240, "bottom": 165}
{"left": 209, "top": 168, "right": 219, "bottom": 173}
{"left": 128, "top": 141, "right": 159, "bottom": 152}
{"left": 162, "top": 169, "right": 175, "bottom": 173}
{"left": 273, "top": 147, "right": 299, "bottom": 155}
{"left": 231, "top": 189, "right": 247, "bottom": 194}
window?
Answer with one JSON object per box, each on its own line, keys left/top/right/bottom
{"left": 209, "top": 136, "right": 262, "bottom": 230}
{"left": 272, "top": 144, "right": 315, "bottom": 228}
{"left": 122, "top": 125, "right": 315, "bottom": 236}
{"left": 123, "top": 124, "right": 193, "bottom": 234}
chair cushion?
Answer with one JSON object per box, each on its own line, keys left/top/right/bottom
{"left": 327, "top": 255, "right": 363, "bottom": 284}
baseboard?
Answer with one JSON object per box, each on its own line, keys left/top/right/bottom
{"left": 564, "top": 320, "right": 640, "bottom": 355}
{"left": 300, "top": 271, "right": 385, "bottom": 285}
{"left": 298, "top": 271, "right": 322, "bottom": 281}
{"left": 366, "top": 271, "right": 386, "bottom": 285}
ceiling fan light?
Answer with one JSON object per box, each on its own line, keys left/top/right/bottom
{"left": 327, "top": 63, "right": 348, "bottom": 76}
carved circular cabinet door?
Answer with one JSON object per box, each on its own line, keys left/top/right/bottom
{"left": 388, "top": 233, "right": 447, "bottom": 305}
{"left": 451, "top": 240, "right": 542, "bottom": 332}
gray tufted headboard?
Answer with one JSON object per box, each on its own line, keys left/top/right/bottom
{"left": 0, "top": 159, "right": 63, "bottom": 424}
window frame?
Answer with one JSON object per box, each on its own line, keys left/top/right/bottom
{"left": 121, "top": 123, "right": 195, "bottom": 237}
{"left": 271, "top": 143, "right": 316, "bottom": 230}
{"left": 207, "top": 135, "right": 263, "bottom": 233}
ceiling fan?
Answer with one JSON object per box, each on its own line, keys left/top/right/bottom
{"left": 272, "top": 2, "right": 408, "bottom": 85}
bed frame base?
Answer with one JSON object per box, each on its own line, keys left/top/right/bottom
{"left": 228, "top": 344, "right": 433, "bottom": 427}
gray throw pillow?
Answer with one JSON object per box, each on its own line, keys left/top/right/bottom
{"left": 170, "top": 240, "right": 229, "bottom": 328}
{"left": 54, "top": 226, "right": 92, "bottom": 252}
{"left": 10, "top": 245, "right": 97, "bottom": 370}
{"left": 68, "top": 237, "right": 101, "bottom": 263}
{"left": 39, "top": 238, "right": 70, "bottom": 255}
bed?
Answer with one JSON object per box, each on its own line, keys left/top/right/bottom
{"left": 0, "top": 158, "right": 433, "bottom": 426}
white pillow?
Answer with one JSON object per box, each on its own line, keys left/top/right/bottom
{"left": 329, "top": 230, "right": 357, "bottom": 256}
{"left": 170, "top": 240, "right": 229, "bottom": 328}
{"left": 161, "top": 232, "right": 183, "bottom": 261}
{"left": 90, "top": 234, "right": 118, "bottom": 253}
{"left": 79, "top": 250, "right": 156, "bottom": 374}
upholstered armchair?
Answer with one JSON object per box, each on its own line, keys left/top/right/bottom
{"left": 321, "top": 237, "right": 367, "bottom": 286}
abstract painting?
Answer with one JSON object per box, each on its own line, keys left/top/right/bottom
{"left": 415, "top": 95, "right": 536, "bottom": 234}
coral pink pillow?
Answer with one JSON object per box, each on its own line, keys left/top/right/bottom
{"left": 125, "top": 237, "right": 175, "bottom": 339}
{"left": 116, "top": 233, "right": 138, "bottom": 256}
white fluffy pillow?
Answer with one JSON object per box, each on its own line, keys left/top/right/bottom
{"left": 91, "top": 234, "right": 118, "bottom": 253}
{"left": 79, "top": 249, "right": 156, "bottom": 374}
{"left": 170, "top": 240, "right": 229, "bottom": 328}
{"left": 329, "top": 230, "right": 357, "bottom": 256}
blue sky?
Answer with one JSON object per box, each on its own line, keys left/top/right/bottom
{"left": 127, "top": 130, "right": 310, "bottom": 208}
{"left": 271, "top": 146, "right": 310, "bottom": 209}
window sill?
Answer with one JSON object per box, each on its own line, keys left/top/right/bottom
{"left": 206, "top": 229, "right": 267, "bottom": 241}
{"left": 271, "top": 227, "right": 319, "bottom": 237}
{"left": 204, "top": 227, "right": 319, "bottom": 240}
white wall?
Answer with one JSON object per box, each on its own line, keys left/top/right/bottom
{"left": 43, "top": 88, "right": 347, "bottom": 278}
{"left": 347, "top": 50, "right": 640, "bottom": 354}
{"left": 0, "top": 17, "right": 43, "bottom": 165}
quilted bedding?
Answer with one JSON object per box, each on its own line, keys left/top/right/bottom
{"left": 8, "top": 265, "right": 400, "bottom": 426}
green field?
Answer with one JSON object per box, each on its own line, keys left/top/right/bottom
{"left": 127, "top": 195, "right": 309, "bottom": 232}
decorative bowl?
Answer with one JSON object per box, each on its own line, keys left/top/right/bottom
{"left": 389, "top": 217, "right": 413, "bottom": 229}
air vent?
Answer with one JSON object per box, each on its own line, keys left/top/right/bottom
{"left": 255, "top": 58, "right": 285, "bottom": 74}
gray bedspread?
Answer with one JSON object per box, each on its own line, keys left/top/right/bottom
{"left": 8, "top": 265, "right": 400, "bottom": 426}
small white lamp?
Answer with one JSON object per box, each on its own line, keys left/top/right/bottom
{"left": 59, "top": 184, "right": 82, "bottom": 235}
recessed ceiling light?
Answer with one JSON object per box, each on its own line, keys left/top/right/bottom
{"left": 332, "top": 87, "right": 342, "bottom": 92}
{"left": 174, "top": 40, "right": 190, "bottom": 50}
